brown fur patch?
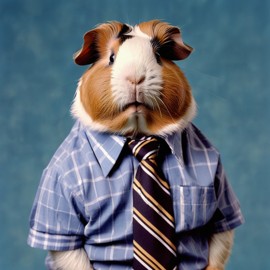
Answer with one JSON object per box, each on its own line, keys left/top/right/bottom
{"left": 145, "top": 59, "right": 192, "bottom": 134}
{"left": 80, "top": 57, "right": 130, "bottom": 132}
{"left": 138, "top": 20, "right": 176, "bottom": 42}
{"left": 138, "top": 20, "right": 192, "bottom": 60}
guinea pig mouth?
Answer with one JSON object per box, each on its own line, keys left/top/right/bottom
{"left": 123, "top": 101, "right": 148, "bottom": 111}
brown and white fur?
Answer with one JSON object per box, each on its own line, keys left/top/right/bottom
{"left": 50, "top": 20, "right": 234, "bottom": 270}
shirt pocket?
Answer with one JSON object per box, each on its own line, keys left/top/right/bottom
{"left": 172, "top": 186, "right": 217, "bottom": 232}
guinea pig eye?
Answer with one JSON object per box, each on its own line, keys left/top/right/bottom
{"left": 109, "top": 53, "right": 115, "bottom": 65}
{"left": 155, "top": 52, "right": 161, "bottom": 65}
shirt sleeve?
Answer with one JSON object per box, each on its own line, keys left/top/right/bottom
{"left": 27, "top": 166, "right": 86, "bottom": 251}
{"left": 211, "top": 157, "right": 244, "bottom": 233}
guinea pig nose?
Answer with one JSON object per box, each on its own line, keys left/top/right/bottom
{"left": 127, "top": 75, "right": 145, "bottom": 85}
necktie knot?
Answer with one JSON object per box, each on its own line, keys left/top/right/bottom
{"left": 128, "top": 136, "right": 160, "bottom": 162}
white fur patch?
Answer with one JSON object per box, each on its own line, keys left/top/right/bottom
{"left": 208, "top": 230, "right": 234, "bottom": 269}
{"left": 111, "top": 35, "right": 163, "bottom": 110}
{"left": 49, "top": 249, "right": 92, "bottom": 270}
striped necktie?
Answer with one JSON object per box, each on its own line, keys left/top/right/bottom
{"left": 128, "top": 136, "right": 177, "bottom": 270}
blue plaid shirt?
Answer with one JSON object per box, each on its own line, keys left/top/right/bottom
{"left": 28, "top": 121, "right": 244, "bottom": 270}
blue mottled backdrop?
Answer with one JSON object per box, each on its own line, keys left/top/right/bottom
{"left": 0, "top": 0, "right": 269, "bottom": 269}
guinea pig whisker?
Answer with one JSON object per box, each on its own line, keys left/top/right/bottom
{"left": 149, "top": 95, "right": 163, "bottom": 117}
{"left": 154, "top": 96, "right": 176, "bottom": 124}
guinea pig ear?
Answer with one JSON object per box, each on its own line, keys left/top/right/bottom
{"left": 74, "top": 22, "right": 130, "bottom": 65}
{"left": 159, "top": 27, "right": 193, "bottom": 60}
{"left": 73, "top": 29, "right": 99, "bottom": 65}
{"left": 159, "top": 26, "right": 193, "bottom": 61}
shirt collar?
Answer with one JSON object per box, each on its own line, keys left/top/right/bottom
{"left": 84, "top": 124, "right": 183, "bottom": 177}
{"left": 84, "top": 127, "right": 126, "bottom": 177}
{"left": 162, "top": 131, "right": 183, "bottom": 162}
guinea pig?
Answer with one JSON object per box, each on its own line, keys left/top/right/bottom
{"left": 71, "top": 20, "right": 196, "bottom": 137}
{"left": 28, "top": 20, "right": 243, "bottom": 270}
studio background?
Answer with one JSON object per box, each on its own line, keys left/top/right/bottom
{"left": 1, "top": 0, "right": 269, "bottom": 269}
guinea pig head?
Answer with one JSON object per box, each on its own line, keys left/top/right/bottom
{"left": 72, "top": 20, "right": 196, "bottom": 136}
